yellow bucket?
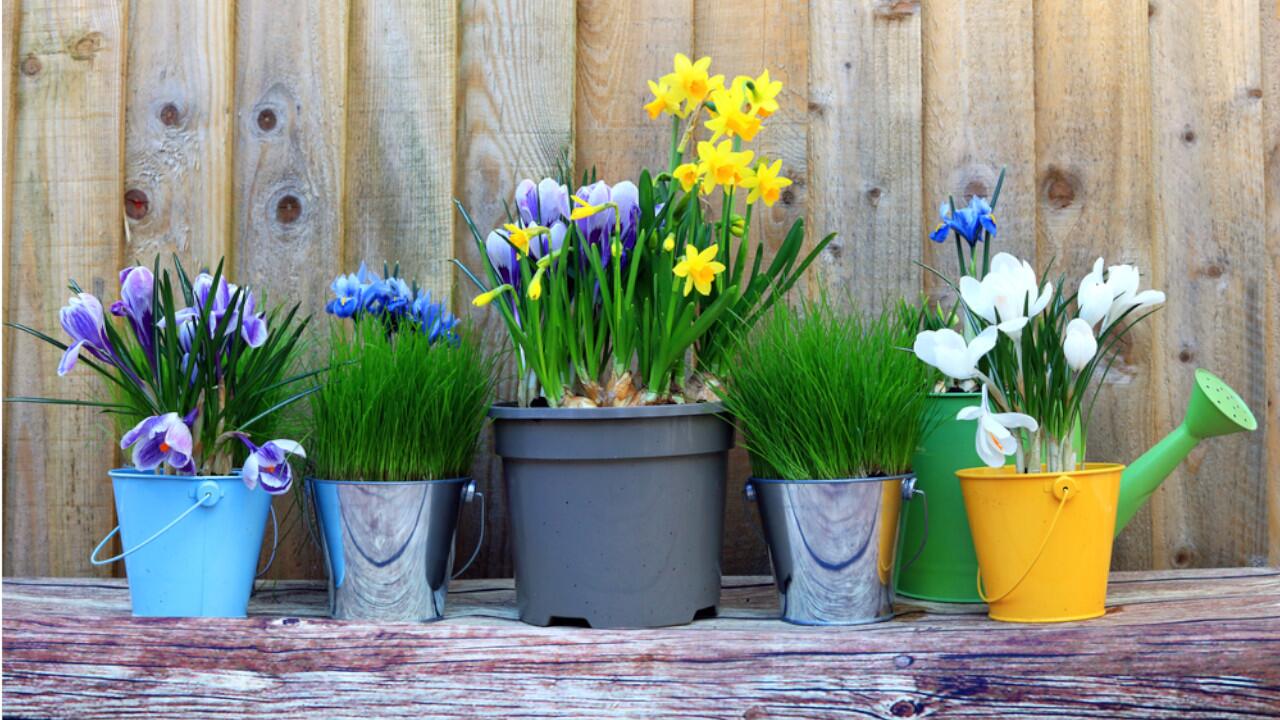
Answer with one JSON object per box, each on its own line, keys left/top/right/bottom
{"left": 957, "top": 463, "right": 1123, "bottom": 623}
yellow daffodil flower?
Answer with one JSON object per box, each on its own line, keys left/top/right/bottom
{"left": 661, "top": 53, "right": 723, "bottom": 106}
{"left": 738, "top": 159, "right": 792, "bottom": 207}
{"left": 473, "top": 284, "right": 513, "bottom": 307}
{"left": 673, "top": 243, "right": 726, "bottom": 297}
{"left": 569, "top": 195, "right": 610, "bottom": 221}
{"left": 741, "top": 70, "right": 782, "bottom": 118}
{"left": 673, "top": 163, "right": 702, "bottom": 192}
{"left": 527, "top": 268, "right": 545, "bottom": 300}
{"left": 696, "top": 140, "right": 754, "bottom": 194}
{"left": 662, "top": 233, "right": 676, "bottom": 252}
{"left": 644, "top": 80, "right": 685, "bottom": 120}
{"left": 704, "top": 84, "right": 762, "bottom": 142}
{"left": 503, "top": 223, "right": 544, "bottom": 256}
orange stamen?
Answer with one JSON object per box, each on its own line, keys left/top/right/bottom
{"left": 159, "top": 442, "right": 171, "bottom": 453}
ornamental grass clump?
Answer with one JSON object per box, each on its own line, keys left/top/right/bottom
{"left": 456, "top": 53, "right": 833, "bottom": 408}
{"left": 716, "top": 301, "right": 935, "bottom": 480}
{"left": 308, "top": 265, "right": 496, "bottom": 481}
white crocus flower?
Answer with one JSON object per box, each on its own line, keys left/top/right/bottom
{"left": 1102, "top": 263, "right": 1165, "bottom": 330}
{"left": 913, "top": 326, "right": 998, "bottom": 380}
{"left": 959, "top": 253, "right": 1053, "bottom": 340}
{"left": 957, "top": 385, "right": 1040, "bottom": 468}
{"left": 1077, "top": 258, "right": 1112, "bottom": 326}
{"left": 1063, "top": 318, "right": 1098, "bottom": 371}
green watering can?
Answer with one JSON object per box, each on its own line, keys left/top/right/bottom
{"left": 896, "top": 368, "right": 1258, "bottom": 603}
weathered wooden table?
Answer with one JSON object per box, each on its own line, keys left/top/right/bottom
{"left": 4, "top": 568, "right": 1278, "bottom": 719}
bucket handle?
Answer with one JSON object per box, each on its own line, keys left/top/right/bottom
{"left": 899, "top": 477, "right": 929, "bottom": 576}
{"left": 451, "top": 480, "right": 485, "bottom": 580}
{"left": 255, "top": 505, "right": 279, "bottom": 578}
{"left": 976, "top": 477, "right": 1074, "bottom": 604}
{"left": 90, "top": 481, "right": 222, "bottom": 566}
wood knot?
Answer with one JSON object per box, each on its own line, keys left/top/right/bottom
{"left": 257, "top": 108, "right": 278, "bottom": 131}
{"left": 963, "top": 178, "right": 989, "bottom": 201}
{"left": 20, "top": 54, "right": 41, "bottom": 76}
{"left": 159, "top": 103, "right": 181, "bottom": 127}
{"left": 781, "top": 188, "right": 796, "bottom": 206}
{"left": 124, "top": 189, "right": 150, "bottom": 220}
{"left": 893, "top": 654, "right": 914, "bottom": 668}
{"left": 1203, "top": 263, "right": 1223, "bottom": 278}
{"left": 1042, "top": 167, "right": 1077, "bottom": 209}
{"left": 1148, "top": 2, "right": 1156, "bottom": 17}
{"left": 874, "top": 0, "right": 920, "bottom": 19}
{"left": 1247, "top": 87, "right": 1263, "bottom": 99}
{"left": 1178, "top": 348, "right": 1194, "bottom": 363}
{"left": 890, "top": 700, "right": 921, "bottom": 717}
{"left": 1181, "top": 126, "right": 1196, "bottom": 145}
{"left": 1172, "top": 547, "right": 1193, "bottom": 567}
{"left": 844, "top": 61, "right": 852, "bottom": 70}
{"left": 866, "top": 187, "right": 883, "bottom": 206}
{"left": 276, "top": 194, "right": 302, "bottom": 224}
{"left": 807, "top": 101, "right": 825, "bottom": 116}
{"left": 69, "top": 32, "right": 103, "bottom": 60}
{"left": 826, "top": 241, "right": 843, "bottom": 259}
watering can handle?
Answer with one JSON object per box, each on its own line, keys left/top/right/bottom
{"left": 976, "top": 482, "right": 1072, "bottom": 605}
{"left": 255, "top": 505, "right": 279, "bottom": 579}
{"left": 451, "top": 481, "right": 485, "bottom": 580}
{"left": 899, "top": 479, "right": 929, "bottom": 576}
{"left": 89, "top": 483, "right": 221, "bottom": 566}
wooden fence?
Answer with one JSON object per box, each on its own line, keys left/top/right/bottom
{"left": 3, "top": 0, "right": 1277, "bottom": 580}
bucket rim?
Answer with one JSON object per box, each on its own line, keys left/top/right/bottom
{"left": 750, "top": 472, "right": 913, "bottom": 486}
{"left": 955, "top": 462, "right": 1125, "bottom": 481}
{"left": 927, "top": 391, "right": 980, "bottom": 399}
{"left": 306, "top": 476, "right": 471, "bottom": 487}
{"left": 489, "top": 400, "right": 725, "bottom": 421}
{"left": 109, "top": 467, "right": 243, "bottom": 482}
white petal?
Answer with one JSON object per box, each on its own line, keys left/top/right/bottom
{"left": 967, "top": 326, "right": 998, "bottom": 363}
{"left": 991, "top": 412, "right": 1039, "bottom": 432}
{"left": 242, "top": 454, "right": 260, "bottom": 490}
{"left": 270, "top": 439, "right": 306, "bottom": 458}
{"left": 998, "top": 317, "right": 1028, "bottom": 338}
{"left": 913, "top": 330, "right": 940, "bottom": 367}
{"left": 974, "top": 424, "right": 1008, "bottom": 467}
{"left": 956, "top": 405, "right": 983, "bottom": 421}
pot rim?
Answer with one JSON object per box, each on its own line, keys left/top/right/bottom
{"left": 109, "top": 467, "right": 242, "bottom": 481}
{"left": 489, "top": 400, "right": 725, "bottom": 420}
{"left": 749, "top": 472, "right": 913, "bottom": 486}
{"left": 927, "top": 391, "right": 980, "bottom": 399}
{"left": 306, "top": 476, "right": 471, "bottom": 487}
{"left": 955, "top": 462, "right": 1125, "bottom": 481}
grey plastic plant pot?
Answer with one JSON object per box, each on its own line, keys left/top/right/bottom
{"left": 747, "top": 474, "right": 922, "bottom": 625}
{"left": 308, "top": 477, "right": 478, "bottom": 622}
{"left": 490, "top": 402, "right": 733, "bottom": 628}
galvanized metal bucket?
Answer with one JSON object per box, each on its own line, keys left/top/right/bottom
{"left": 308, "top": 477, "right": 483, "bottom": 622}
{"left": 747, "top": 474, "right": 926, "bottom": 625}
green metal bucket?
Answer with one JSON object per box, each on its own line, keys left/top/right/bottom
{"left": 895, "top": 393, "right": 983, "bottom": 603}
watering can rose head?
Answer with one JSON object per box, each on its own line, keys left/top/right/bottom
{"left": 9, "top": 255, "right": 312, "bottom": 481}
{"left": 913, "top": 251, "right": 1165, "bottom": 474}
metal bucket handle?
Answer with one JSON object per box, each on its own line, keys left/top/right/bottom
{"left": 898, "top": 476, "right": 928, "bottom": 576}
{"left": 90, "top": 481, "right": 280, "bottom": 578}
{"left": 976, "top": 476, "right": 1074, "bottom": 604}
{"left": 451, "top": 480, "right": 485, "bottom": 580}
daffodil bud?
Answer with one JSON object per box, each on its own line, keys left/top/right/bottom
{"left": 527, "top": 270, "right": 544, "bottom": 301}
{"left": 730, "top": 214, "right": 746, "bottom": 238}
{"left": 662, "top": 233, "right": 676, "bottom": 252}
{"left": 472, "top": 284, "right": 512, "bottom": 308}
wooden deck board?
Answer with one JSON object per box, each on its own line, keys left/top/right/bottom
{"left": 4, "top": 569, "right": 1279, "bottom": 718}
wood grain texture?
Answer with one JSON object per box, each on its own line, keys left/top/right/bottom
{"left": 344, "top": 0, "right": 455, "bottom": 299}
{"left": 1146, "top": 0, "right": 1269, "bottom": 570}
{"left": 920, "top": 0, "right": 1036, "bottom": 299}
{"left": 122, "top": 0, "right": 232, "bottom": 270}
{"left": 808, "top": 0, "right": 923, "bottom": 312}
{"left": 1032, "top": 0, "right": 1156, "bottom": 570}
{"left": 4, "top": 569, "right": 1279, "bottom": 719}
{"left": 575, "top": 0, "right": 691, "bottom": 181}
{"left": 233, "top": 0, "right": 349, "bottom": 579}
{"left": 454, "top": 0, "right": 575, "bottom": 578}
{"left": 4, "top": 0, "right": 126, "bottom": 577}
{"left": 1265, "top": 0, "right": 1280, "bottom": 566}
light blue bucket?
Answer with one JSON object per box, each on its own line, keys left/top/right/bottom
{"left": 93, "top": 469, "right": 274, "bottom": 617}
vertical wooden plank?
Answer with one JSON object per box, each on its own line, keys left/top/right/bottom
{"left": 455, "top": 0, "right": 575, "bottom": 578}
{"left": 234, "top": 0, "right": 349, "bottom": 578}
{"left": 1264, "top": 0, "right": 1280, "bottom": 566}
{"left": 1032, "top": 0, "right": 1155, "bottom": 570}
{"left": 1147, "top": 0, "right": 1268, "bottom": 569}
{"left": 122, "top": 0, "right": 232, "bottom": 270}
{"left": 807, "top": 0, "right": 922, "bottom": 312}
{"left": 4, "top": 0, "right": 125, "bottom": 576}
{"left": 695, "top": 0, "right": 808, "bottom": 251}
{"left": 920, "top": 0, "right": 1036, "bottom": 296}
{"left": 575, "top": 0, "right": 692, "bottom": 180}
{"left": 693, "top": 0, "right": 810, "bottom": 576}
{"left": 344, "top": 0, "right": 456, "bottom": 298}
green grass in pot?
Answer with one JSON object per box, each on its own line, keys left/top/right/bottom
{"left": 717, "top": 300, "right": 935, "bottom": 480}
{"left": 309, "top": 321, "right": 497, "bottom": 481}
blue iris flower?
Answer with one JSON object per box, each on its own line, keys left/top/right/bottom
{"left": 325, "top": 273, "right": 363, "bottom": 318}
{"left": 385, "top": 277, "right": 414, "bottom": 316}
{"left": 413, "top": 290, "right": 460, "bottom": 345}
{"left": 929, "top": 196, "right": 997, "bottom": 247}
{"left": 359, "top": 280, "right": 392, "bottom": 317}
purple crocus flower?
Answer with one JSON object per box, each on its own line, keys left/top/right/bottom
{"left": 485, "top": 230, "right": 520, "bottom": 289}
{"left": 514, "top": 179, "right": 539, "bottom": 226}
{"left": 235, "top": 434, "right": 304, "bottom": 494}
{"left": 536, "top": 178, "right": 570, "bottom": 226}
{"left": 120, "top": 412, "right": 194, "bottom": 473}
{"left": 58, "top": 293, "right": 115, "bottom": 376}
{"left": 232, "top": 291, "right": 268, "bottom": 348}
{"left": 574, "top": 181, "right": 616, "bottom": 268}
{"left": 110, "top": 266, "right": 155, "bottom": 359}
{"left": 611, "top": 181, "right": 641, "bottom": 260}
{"left": 192, "top": 273, "right": 235, "bottom": 322}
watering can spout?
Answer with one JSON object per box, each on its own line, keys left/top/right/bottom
{"left": 1114, "top": 369, "right": 1257, "bottom": 535}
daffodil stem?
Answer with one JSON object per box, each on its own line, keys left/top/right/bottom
{"left": 669, "top": 116, "right": 681, "bottom": 172}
